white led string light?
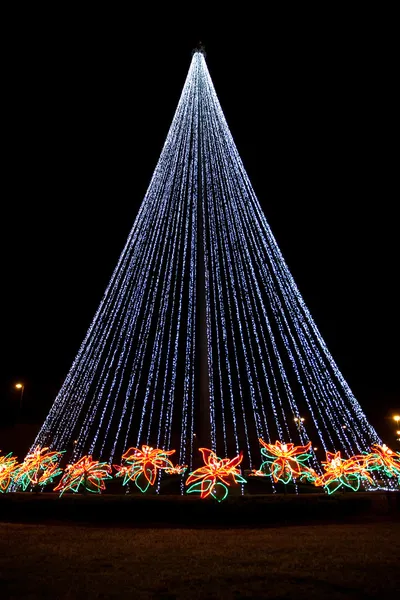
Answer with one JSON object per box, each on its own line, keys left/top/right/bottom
{"left": 28, "top": 50, "right": 383, "bottom": 489}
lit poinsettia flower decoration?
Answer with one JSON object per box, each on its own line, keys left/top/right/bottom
{"left": 164, "top": 464, "right": 188, "bottom": 475}
{"left": 114, "top": 445, "right": 176, "bottom": 493}
{"left": 13, "top": 446, "right": 64, "bottom": 491}
{"left": 185, "top": 448, "right": 246, "bottom": 502}
{"left": 258, "top": 439, "right": 313, "bottom": 484}
{"left": 54, "top": 455, "right": 112, "bottom": 496}
{"left": 0, "top": 452, "right": 19, "bottom": 493}
{"left": 248, "top": 469, "right": 268, "bottom": 477}
{"left": 364, "top": 444, "right": 400, "bottom": 479}
{"left": 314, "top": 450, "right": 374, "bottom": 494}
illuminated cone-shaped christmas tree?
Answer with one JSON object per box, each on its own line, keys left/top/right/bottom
{"left": 31, "top": 47, "right": 382, "bottom": 481}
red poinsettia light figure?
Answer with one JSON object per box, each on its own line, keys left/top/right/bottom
{"left": 0, "top": 452, "right": 19, "bottom": 493}
{"left": 259, "top": 439, "right": 313, "bottom": 484}
{"left": 185, "top": 448, "right": 246, "bottom": 501}
{"left": 54, "top": 455, "right": 112, "bottom": 495}
{"left": 114, "top": 445, "right": 176, "bottom": 492}
{"left": 13, "top": 446, "right": 64, "bottom": 491}
{"left": 313, "top": 450, "right": 374, "bottom": 494}
{"left": 248, "top": 469, "right": 268, "bottom": 477}
{"left": 164, "top": 464, "right": 188, "bottom": 475}
{"left": 364, "top": 444, "right": 400, "bottom": 479}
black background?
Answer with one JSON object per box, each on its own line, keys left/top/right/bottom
{"left": 1, "top": 7, "right": 398, "bottom": 448}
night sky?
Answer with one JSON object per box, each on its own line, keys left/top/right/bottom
{"left": 1, "top": 11, "right": 398, "bottom": 447}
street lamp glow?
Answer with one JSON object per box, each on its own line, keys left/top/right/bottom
{"left": 393, "top": 415, "right": 400, "bottom": 423}
{"left": 14, "top": 383, "right": 25, "bottom": 412}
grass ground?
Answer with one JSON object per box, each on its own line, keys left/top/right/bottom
{"left": 1, "top": 491, "right": 398, "bottom": 527}
{"left": 0, "top": 521, "right": 399, "bottom": 599}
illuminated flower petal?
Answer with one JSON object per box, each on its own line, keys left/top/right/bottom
{"left": 210, "top": 482, "right": 229, "bottom": 502}
{"left": 135, "top": 471, "right": 151, "bottom": 493}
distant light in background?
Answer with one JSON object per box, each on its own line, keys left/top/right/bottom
{"left": 14, "top": 382, "right": 25, "bottom": 411}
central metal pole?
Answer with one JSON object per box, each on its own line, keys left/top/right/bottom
{"left": 197, "top": 54, "right": 211, "bottom": 453}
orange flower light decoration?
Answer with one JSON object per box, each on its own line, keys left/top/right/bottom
{"left": 313, "top": 451, "right": 374, "bottom": 494}
{"left": 13, "top": 446, "right": 64, "bottom": 491}
{"left": 54, "top": 455, "right": 112, "bottom": 496}
{"left": 185, "top": 448, "right": 246, "bottom": 501}
{"left": 364, "top": 444, "right": 400, "bottom": 479}
{"left": 114, "top": 445, "right": 176, "bottom": 493}
{"left": 164, "top": 464, "right": 188, "bottom": 475}
{"left": 0, "top": 452, "right": 19, "bottom": 493}
{"left": 248, "top": 469, "right": 268, "bottom": 477}
{"left": 259, "top": 439, "right": 313, "bottom": 484}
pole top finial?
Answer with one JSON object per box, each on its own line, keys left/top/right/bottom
{"left": 192, "top": 41, "right": 206, "bottom": 57}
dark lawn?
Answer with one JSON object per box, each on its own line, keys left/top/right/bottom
{"left": 0, "top": 521, "right": 399, "bottom": 599}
